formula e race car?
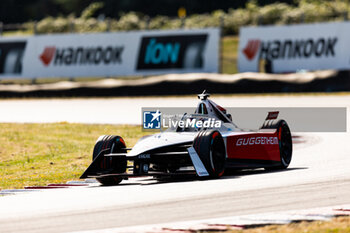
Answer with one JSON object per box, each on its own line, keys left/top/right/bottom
{"left": 81, "top": 91, "right": 292, "bottom": 185}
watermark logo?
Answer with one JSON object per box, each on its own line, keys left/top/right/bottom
{"left": 141, "top": 107, "right": 346, "bottom": 132}
{"left": 143, "top": 110, "right": 161, "bottom": 129}
{"left": 162, "top": 117, "right": 221, "bottom": 129}
{"left": 142, "top": 108, "right": 223, "bottom": 131}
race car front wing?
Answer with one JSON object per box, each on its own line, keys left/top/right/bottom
{"left": 80, "top": 145, "right": 209, "bottom": 179}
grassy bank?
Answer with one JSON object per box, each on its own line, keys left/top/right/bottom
{"left": 222, "top": 36, "right": 239, "bottom": 74}
{"left": 229, "top": 216, "right": 350, "bottom": 233}
{"left": 0, "top": 123, "right": 147, "bottom": 189}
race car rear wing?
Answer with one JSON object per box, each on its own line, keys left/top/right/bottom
{"left": 261, "top": 111, "right": 279, "bottom": 129}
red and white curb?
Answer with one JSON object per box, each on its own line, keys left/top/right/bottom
{"left": 0, "top": 179, "right": 98, "bottom": 196}
{"left": 71, "top": 205, "right": 350, "bottom": 233}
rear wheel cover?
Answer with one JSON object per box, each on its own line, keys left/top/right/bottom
{"left": 278, "top": 122, "right": 292, "bottom": 168}
{"left": 264, "top": 120, "right": 293, "bottom": 171}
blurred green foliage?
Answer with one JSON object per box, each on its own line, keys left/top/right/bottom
{"left": 0, "top": 0, "right": 287, "bottom": 24}
{"left": 16, "top": 0, "right": 349, "bottom": 35}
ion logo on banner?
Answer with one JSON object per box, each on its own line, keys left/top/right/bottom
{"left": 242, "top": 37, "right": 338, "bottom": 61}
{"left": 136, "top": 34, "right": 207, "bottom": 70}
{"left": 144, "top": 38, "right": 180, "bottom": 65}
{"left": 39, "top": 46, "right": 124, "bottom": 66}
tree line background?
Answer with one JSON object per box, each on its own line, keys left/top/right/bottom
{"left": 2, "top": 0, "right": 350, "bottom": 36}
{"left": 1, "top": 0, "right": 295, "bottom": 24}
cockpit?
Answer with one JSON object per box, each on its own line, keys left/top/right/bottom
{"left": 167, "top": 91, "right": 238, "bottom": 132}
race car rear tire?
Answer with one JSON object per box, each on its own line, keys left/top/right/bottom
{"left": 265, "top": 120, "right": 292, "bottom": 170}
{"left": 193, "top": 130, "right": 226, "bottom": 178}
{"left": 92, "top": 135, "right": 127, "bottom": 185}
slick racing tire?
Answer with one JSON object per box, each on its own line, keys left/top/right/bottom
{"left": 265, "top": 120, "right": 293, "bottom": 170}
{"left": 193, "top": 130, "right": 226, "bottom": 178}
{"left": 93, "top": 135, "right": 127, "bottom": 185}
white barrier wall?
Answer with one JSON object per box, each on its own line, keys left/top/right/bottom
{"left": 0, "top": 28, "right": 219, "bottom": 79}
{"left": 238, "top": 22, "right": 350, "bottom": 73}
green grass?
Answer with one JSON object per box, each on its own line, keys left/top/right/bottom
{"left": 3, "top": 30, "right": 33, "bottom": 37}
{"left": 225, "top": 216, "right": 350, "bottom": 233}
{"left": 222, "top": 36, "right": 239, "bottom": 74}
{"left": 0, "top": 123, "right": 147, "bottom": 189}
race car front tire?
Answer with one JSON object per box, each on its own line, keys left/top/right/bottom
{"left": 92, "top": 135, "right": 127, "bottom": 185}
{"left": 193, "top": 130, "right": 226, "bottom": 178}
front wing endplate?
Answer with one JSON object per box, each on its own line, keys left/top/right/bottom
{"left": 187, "top": 147, "right": 209, "bottom": 177}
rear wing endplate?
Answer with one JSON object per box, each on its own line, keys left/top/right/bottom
{"left": 261, "top": 111, "right": 279, "bottom": 128}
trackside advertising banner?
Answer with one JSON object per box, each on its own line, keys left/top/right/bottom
{"left": 238, "top": 22, "right": 350, "bottom": 73}
{"left": 0, "top": 28, "right": 219, "bottom": 79}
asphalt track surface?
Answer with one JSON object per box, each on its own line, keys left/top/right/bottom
{"left": 0, "top": 95, "right": 350, "bottom": 232}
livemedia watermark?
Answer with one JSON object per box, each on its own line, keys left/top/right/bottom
{"left": 141, "top": 107, "right": 347, "bottom": 132}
